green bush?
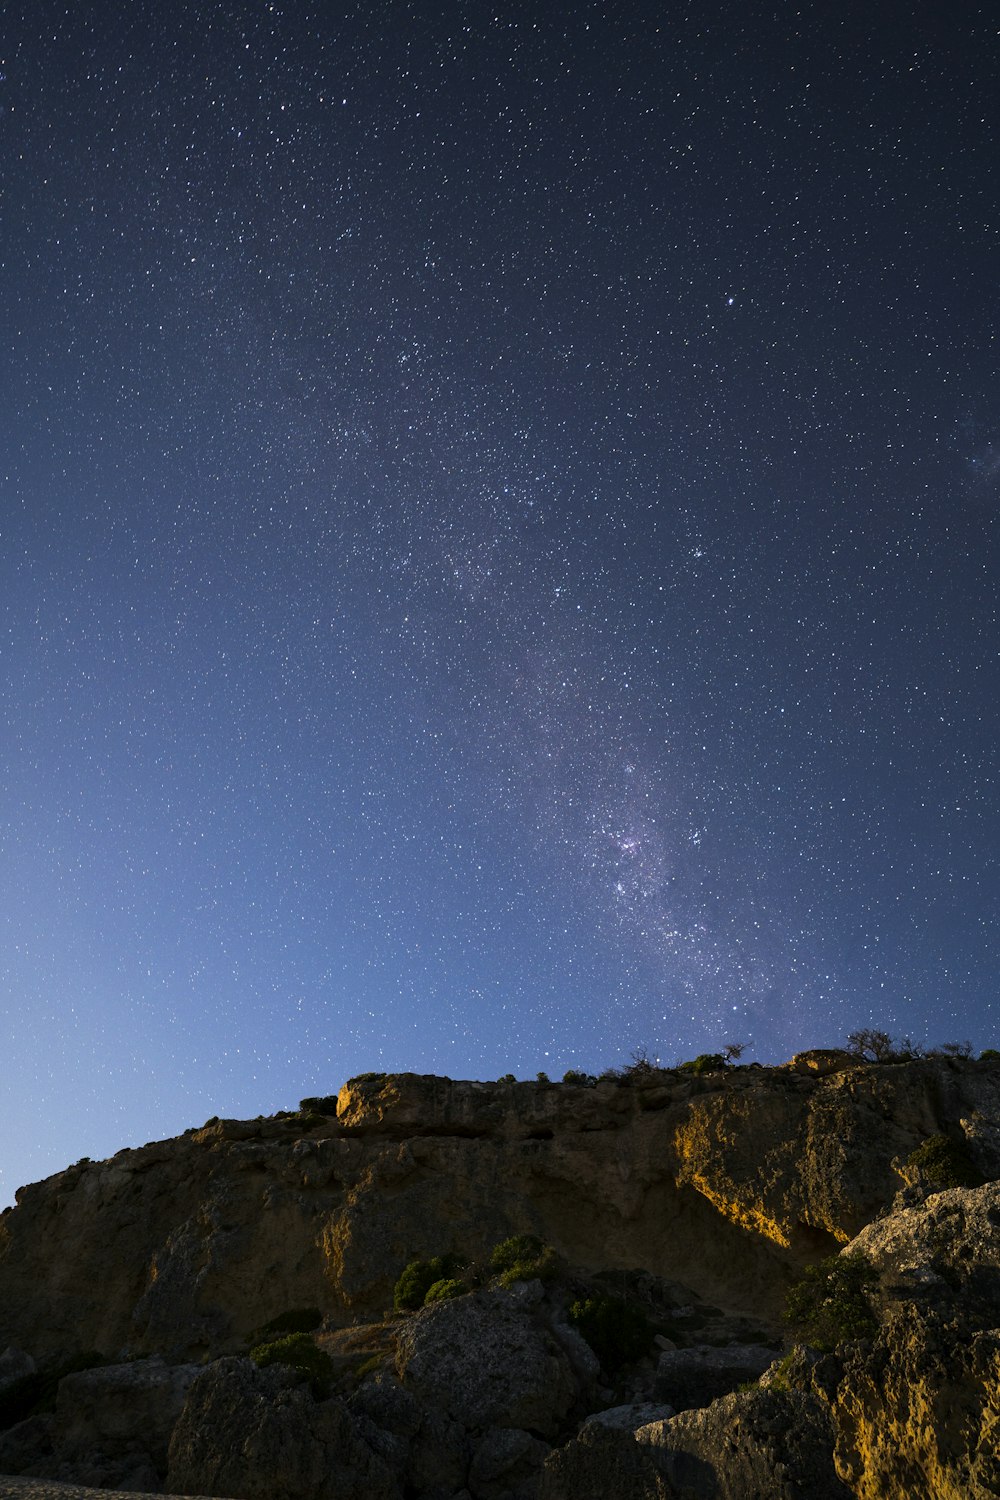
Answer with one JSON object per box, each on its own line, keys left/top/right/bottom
{"left": 568, "top": 1294, "right": 651, "bottom": 1370}
{"left": 254, "top": 1307, "right": 323, "bottom": 1338}
{"left": 424, "top": 1277, "right": 466, "bottom": 1303}
{"left": 298, "top": 1096, "right": 339, "bottom": 1114}
{"left": 497, "top": 1073, "right": 517, "bottom": 1085}
{"left": 785, "top": 1254, "right": 878, "bottom": 1351}
{"left": 562, "top": 1069, "right": 592, "bottom": 1085}
{"left": 490, "top": 1233, "right": 558, "bottom": 1287}
{"left": 907, "top": 1134, "right": 984, "bottom": 1189}
{"left": 678, "top": 1053, "right": 727, "bottom": 1075}
{"left": 393, "top": 1255, "right": 463, "bottom": 1311}
{"left": 980, "top": 1049, "right": 1000, "bottom": 1062}
{"left": 249, "top": 1332, "right": 333, "bottom": 1397}
{"left": 490, "top": 1234, "right": 544, "bottom": 1273}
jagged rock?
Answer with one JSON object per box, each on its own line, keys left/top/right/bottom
{"left": 542, "top": 1385, "right": 849, "bottom": 1500}
{"left": 844, "top": 1179, "right": 1000, "bottom": 1325}
{"left": 638, "top": 1386, "right": 853, "bottom": 1498}
{"left": 165, "top": 1355, "right": 400, "bottom": 1500}
{"left": 652, "top": 1343, "right": 777, "bottom": 1410}
{"left": 960, "top": 1111, "right": 1000, "bottom": 1179}
{"left": 395, "top": 1288, "right": 579, "bottom": 1438}
{"left": 801, "top": 1304, "right": 1000, "bottom": 1499}
{"left": 583, "top": 1402, "right": 676, "bottom": 1431}
{"left": 404, "top": 1404, "right": 469, "bottom": 1495}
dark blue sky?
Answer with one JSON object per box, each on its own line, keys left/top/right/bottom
{"left": 2, "top": 0, "right": 998, "bottom": 1202}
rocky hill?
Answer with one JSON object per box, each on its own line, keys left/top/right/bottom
{"left": 1, "top": 1052, "right": 999, "bottom": 1498}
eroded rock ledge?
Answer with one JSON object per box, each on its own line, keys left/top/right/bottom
{"left": 2, "top": 1057, "right": 1000, "bottom": 1499}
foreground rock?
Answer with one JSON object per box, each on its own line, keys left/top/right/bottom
{"left": 1, "top": 1059, "right": 1000, "bottom": 1498}
{"left": 540, "top": 1386, "right": 852, "bottom": 1500}
{"left": 166, "top": 1359, "right": 398, "bottom": 1500}
{"left": 0, "top": 1359, "right": 198, "bottom": 1491}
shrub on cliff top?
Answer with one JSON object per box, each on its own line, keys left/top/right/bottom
{"left": 907, "top": 1133, "right": 984, "bottom": 1189}
{"left": 678, "top": 1053, "right": 727, "bottom": 1075}
{"left": 298, "top": 1095, "right": 339, "bottom": 1114}
{"left": 785, "top": 1253, "right": 878, "bottom": 1351}
{"left": 568, "top": 1293, "right": 651, "bottom": 1371}
{"left": 249, "top": 1332, "right": 333, "bottom": 1397}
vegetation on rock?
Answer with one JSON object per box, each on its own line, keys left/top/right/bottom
{"left": 423, "top": 1277, "right": 466, "bottom": 1303}
{"left": 678, "top": 1053, "right": 728, "bottom": 1075}
{"left": 393, "top": 1255, "right": 464, "bottom": 1311}
{"left": 248, "top": 1331, "right": 333, "bottom": 1396}
{"left": 489, "top": 1233, "right": 558, "bottom": 1286}
{"left": 785, "top": 1253, "right": 878, "bottom": 1351}
{"left": 907, "top": 1133, "right": 984, "bottom": 1189}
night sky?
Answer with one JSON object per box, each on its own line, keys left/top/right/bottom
{"left": 2, "top": 1, "right": 998, "bottom": 1204}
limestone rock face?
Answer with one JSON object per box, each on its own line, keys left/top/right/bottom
{"left": 818, "top": 1307, "right": 1000, "bottom": 1500}
{"left": 3, "top": 1059, "right": 996, "bottom": 1365}
{"left": 1, "top": 1058, "right": 999, "bottom": 1499}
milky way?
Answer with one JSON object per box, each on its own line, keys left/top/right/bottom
{"left": 1, "top": 1, "right": 998, "bottom": 1202}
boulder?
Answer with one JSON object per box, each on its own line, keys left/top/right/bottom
{"left": 0, "top": 1357, "right": 198, "bottom": 1490}
{"left": 653, "top": 1343, "right": 777, "bottom": 1410}
{"left": 395, "top": 1288, "right": 580, "bottom": 1437}
{"left": 845, "top": 1179, "right": 1000, "bottom": 1307}
{"left": 638, "top": 1386, "right": 852, "bottom": 1499}
{"left": 583, "top": 1402, "right": 676, "bottom": 1432}
{"left": 165, "top": 1356, "right": 400, "bottom": 1500}
{"left": 54, "top": 1357, "right": 199, "bottom": 1470}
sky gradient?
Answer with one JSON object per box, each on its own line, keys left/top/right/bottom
{"left": 2, "top": 1, "right": 998, "bottom": 1203}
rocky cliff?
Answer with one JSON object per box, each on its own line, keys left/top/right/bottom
{"left": 1, "top": 1054, "right": 998, "bottom": 1498}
